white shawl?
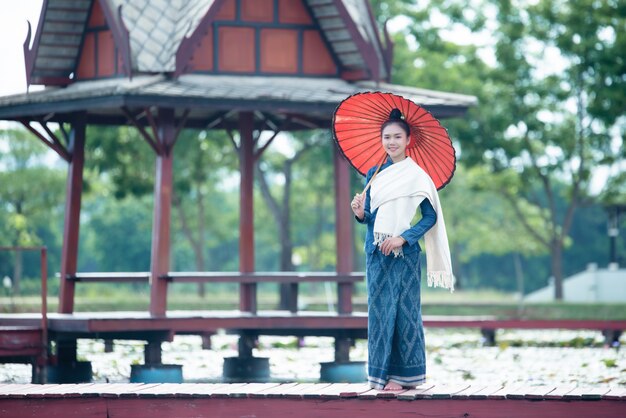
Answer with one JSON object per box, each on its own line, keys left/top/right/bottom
{"left": 370, "top": 157, "right": 455, "bottom": 292}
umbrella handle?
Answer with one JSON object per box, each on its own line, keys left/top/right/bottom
{"left": 361, "top": 155, "right": 386, "bottom": 195}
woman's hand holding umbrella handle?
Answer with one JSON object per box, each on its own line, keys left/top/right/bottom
{"left": 351, "top": 193, "right": 365, "bottom": 219}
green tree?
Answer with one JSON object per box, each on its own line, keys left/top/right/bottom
{"left": 376, "top": 0, "right": 624, "bottom": 298}
{"left": 0, "top": 128, "right": 65, "bottom": 293}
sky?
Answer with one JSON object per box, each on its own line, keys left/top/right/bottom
{"left": 0, "top": 0, "right": 42, "bottom": 97}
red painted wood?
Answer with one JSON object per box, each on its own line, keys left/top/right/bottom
{"left": 190, "top": 28, "right": 213, "bottom": 71}
{"left": 59, "top": 115, "right": 85, "bottom": 313}
{"left": 278, "top": 0, "right": 312, "bottom": 24}
{"left": 97, "top": 31, "right": 116, "bottom": 77}
{"left": 149, "top": 108, "right": 175, "bottom": 316}
{"left": 302, "top": 30, "right": 337, "bottom": 75}
{"left": 0, "top": 398, "right": 108, "bottom": 418}
{"left": 87, "top": 1, "right": 106, "bottom": 27}
{"left": 239, "top": 112, "right": 257, "bottom": 313}
{"left": 334, "top": 147, "right": 353, "bottom": 314}
{"left": 260, "top": 29, "right": 298, "bottom": 73}
{"left": 0, "top": 327, "right": 43, "bottom": 357}
{"left": 105, "top": 398, "right": 626, "bottom": 418}
{"left": 218, "top": 26, "right": 256, "bottom": 72}
{"left": 241, "top": 0, "right": 273, "bottom": 22}
{"left": 215, "top": 0, "right": 235, "bottom": 20}
{"left": 1, "top": 384, "right": 626, "bottom": 418}
{"left": 76, "top": 33, "right": 96, "bottom": 79}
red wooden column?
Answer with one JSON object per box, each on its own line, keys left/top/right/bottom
{"left": 239, "top": 112, "right": 257, "bottom": 313}
{"left": 59, "top": 113, "right": 86, "bottom": 314}
{"left": 149, "top": 108, "right": 175, "bottom": 316}
{"left": 334, "top": 146, "right": 354, "bottom": 314}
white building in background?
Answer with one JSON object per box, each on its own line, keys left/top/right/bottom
{"left": 524, "top": 263, "right": 626, "bottom": 302}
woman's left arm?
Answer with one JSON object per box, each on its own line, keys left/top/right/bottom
{"left": 400, "top": 198, "right": 437, "bottom": 246}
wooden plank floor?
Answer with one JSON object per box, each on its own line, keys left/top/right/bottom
{"left": 0, "top": 383, "right": 624, "bottom": 418}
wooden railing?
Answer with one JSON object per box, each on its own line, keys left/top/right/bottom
{"left": 64, "top": 271, "right": 365, "bottom": 313}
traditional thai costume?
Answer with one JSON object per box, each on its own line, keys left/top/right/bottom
{"left": 356, "top": 155, "right": 454, "bottom": 389}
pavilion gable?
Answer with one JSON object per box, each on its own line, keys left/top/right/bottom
{"left": 176, "top": 0, "right": 391, "bottom": 81}
{"left": 178, "top": 0, "right": 339, "bottom": 77}
{"left": 24, "top": 0, "right": 391, "bottom": 87}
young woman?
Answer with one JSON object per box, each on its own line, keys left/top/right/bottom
{"left": 351, "top": 108, "right": 454, "bottom": 391}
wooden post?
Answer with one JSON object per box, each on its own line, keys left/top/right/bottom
{"left": 59, "top": 114, "right": 86, "bottom": 314}
{"left": 144, "top": 341, "right": 162, "bottom": 365}
{"left": 149, "top": 108, "right": 175, "bottom": 316}
{"left": 239, "top": 112, "right": 257, "bottom": 313}
{"left": 334, "top": 146, "right": 353, "bottom": 315}
{"left": 334, "top": 146, "right": 353, "bottom": 363}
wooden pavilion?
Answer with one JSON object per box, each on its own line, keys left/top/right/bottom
{"left": 0, "top": 0, "right": 476, "bottom": 382}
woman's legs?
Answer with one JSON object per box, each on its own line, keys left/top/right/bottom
{"left": 366, "top": 251, "right": 400, "bottom": 389}
{"left": 366, "top": 251, "right": 426, "bottom": 390}
{"left": 386, "top": 253, "right": 426, "bottom": 388}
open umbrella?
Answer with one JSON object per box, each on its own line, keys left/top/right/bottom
{"left": 332, "top": 91, "right": 456, "bottom": 190}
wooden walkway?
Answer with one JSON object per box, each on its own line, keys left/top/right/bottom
{"left": 0, "top": 383, "right": 624, "bottom": 418}
{"left": 2, "top": 311, "right": 625, "bottom": 335}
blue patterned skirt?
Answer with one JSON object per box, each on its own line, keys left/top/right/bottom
{"left": 366, "top": 248, "right": 426, "bottom": 389}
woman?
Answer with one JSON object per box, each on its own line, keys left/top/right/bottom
{"left": 351, "top": 108, "right": 454, "bottom": 391}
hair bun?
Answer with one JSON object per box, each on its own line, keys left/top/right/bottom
{"left": 389, "top": 108, "right": 403, "bottom": 120}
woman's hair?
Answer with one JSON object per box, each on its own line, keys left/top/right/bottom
{"left": 381, "top": 108, "right": 411, "bottom": 137}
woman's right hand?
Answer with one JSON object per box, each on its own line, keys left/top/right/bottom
{"left": 351, "top": 193, "right": 365, "bottom": 219}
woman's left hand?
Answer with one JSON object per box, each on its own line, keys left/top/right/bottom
{"left": 380, "top": 236, "right": 406, "bottom": 256}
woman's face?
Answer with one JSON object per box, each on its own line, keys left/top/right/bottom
{"left": 382, "top": 123, "right": 410, "bottom": 161}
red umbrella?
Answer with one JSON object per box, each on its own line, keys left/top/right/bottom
{"left": 332, "top": 91, "right": 456, "bottom": 190}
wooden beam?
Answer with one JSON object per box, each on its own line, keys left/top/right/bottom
{"left": 170, "top": 108, "right": 191, "bottom": 152}
{"left": 254, "top": 129, "right": 280, "bottom": 161}
{"left": 18, "top": 119, "right": 70, "bottom": 162}
{"left": 38, "top": 120, "right": 68, "bottom": 153}
{"left": 121, "top": 106, "right": 162, "bottom": 155}
{"left": 58, "top": 114, "right": 86, "bottom": 313}
{"left": 226, "top": 129, "right": 239, "bottom": 152}
{"left": 144, "top": 107, "right": 161, "bottom": 150}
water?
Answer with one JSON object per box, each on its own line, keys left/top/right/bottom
{"left": 1, "top": 329, "right": 624, "bottom": 386}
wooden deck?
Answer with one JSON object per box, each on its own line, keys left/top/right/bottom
{"left": 2, "top": 311, "right": 625, "bottom": 336}
{"left": 0, "top": 383, "right": 624, "bottom": 418}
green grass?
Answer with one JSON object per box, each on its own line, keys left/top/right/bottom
{"left": 2, "top": 288, "right": 626, "bottom": 320}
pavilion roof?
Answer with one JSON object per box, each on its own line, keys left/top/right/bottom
{"left": 0, "top": 74, "right": 476, "bottom": 129}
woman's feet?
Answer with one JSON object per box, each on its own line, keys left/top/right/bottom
{"left": 383, "top": 381, "right": 403, "bottom": 391}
